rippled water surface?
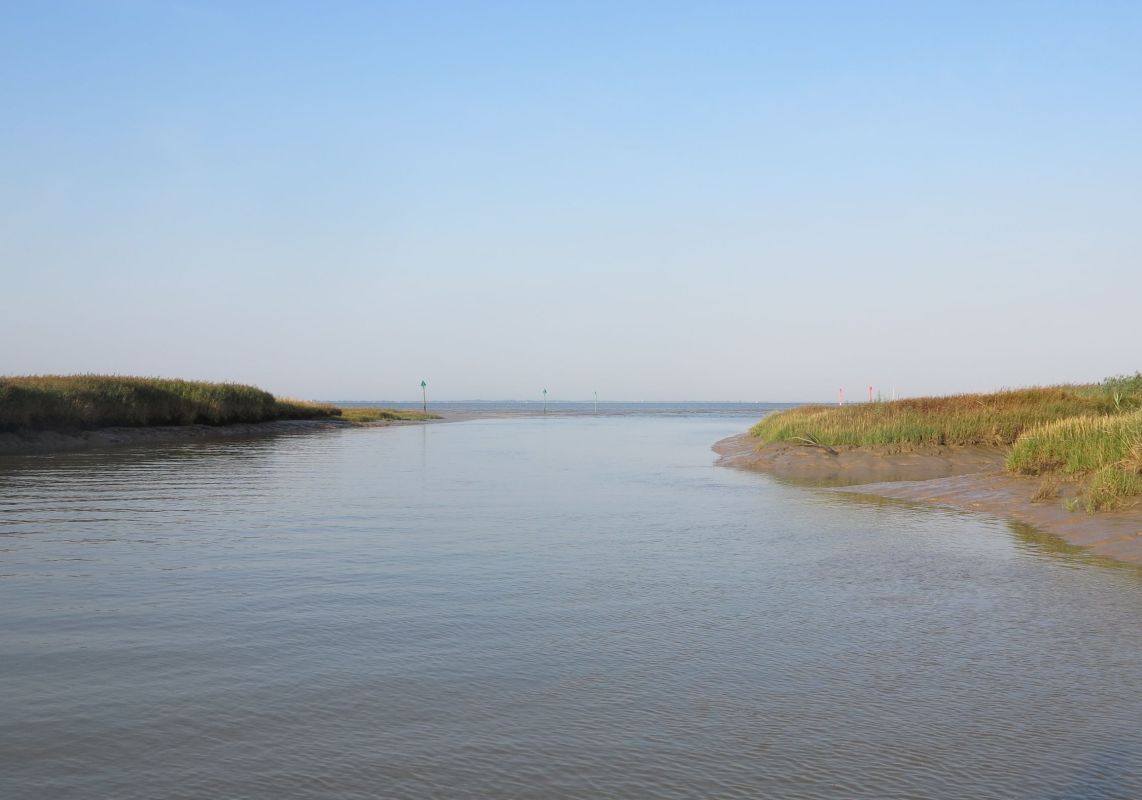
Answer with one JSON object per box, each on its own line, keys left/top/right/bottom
{"left": 2, "top": 415, "right": 1140, "bottom": 799}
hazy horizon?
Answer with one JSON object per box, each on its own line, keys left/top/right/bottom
{"left": 3, "top": 2, "right": 1140, "bottom": 403}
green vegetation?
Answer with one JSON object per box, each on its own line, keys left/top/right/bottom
{"left": 1095, "top": 371, "right": 1142, "bottom": 411}
{"left": 0, "top": 375, "right": 445, "bottom": 434}
{"left": 0, "top": 375, "right": 341, "bottom": 431}
{"left": 751, "top": 388, "right": 1114, "bottom": 448}
{"left": 751, "top": 373, "right": 1142, "bottom": 511}
{"left": 1008, "top": 409, "right": 1142, "bottom": 511}
{"left": 338, "top": 407, "right": 441, "bottom": 423}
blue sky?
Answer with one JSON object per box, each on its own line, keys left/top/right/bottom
{"left": 3, "top": 1, "right": 1139, "bottom": 401}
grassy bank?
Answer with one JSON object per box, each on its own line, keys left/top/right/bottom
{"left": 751, "top": 374, "right": 1142, "bottom": 510}
{"left": 1008, "top": 409, "right": 1142, "bottom": 510}
{"left": 0, "top": 375, "right": 341, "bottom": 431}
{"left": 751, "top": 388, "right": 1117, "bottom": 448}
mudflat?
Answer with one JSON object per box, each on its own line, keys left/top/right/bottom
{"left": 713, "top": 434, "right": 1008, "bottom": 485}
{"left": 715, "top": 433, "right": 1142, "bottom": 567}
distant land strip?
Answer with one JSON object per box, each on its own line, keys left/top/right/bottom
{"left": 0, "top": 375, "right": 440, "bottom": 456}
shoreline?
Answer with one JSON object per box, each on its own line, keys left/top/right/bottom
{"left": 0, "top": 409, "right": 583, "bottom": 458}
{"left": 0, "top": 416, "right": 457, "bottom": 457}
{"left": 714, "top": 432, "right": 1142, "bottom": 568}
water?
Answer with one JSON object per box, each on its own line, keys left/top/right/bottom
{"left": 1, "top": 414, "right": 1139, "bottom": 799}
{"left": 338, "top": 400, "right": 796, "bottom": 416}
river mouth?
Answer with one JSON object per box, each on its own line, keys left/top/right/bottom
{"left": 2, "top": 414, "right": 1140, "bottom": 799}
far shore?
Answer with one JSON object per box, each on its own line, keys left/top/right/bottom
{"left": 714, "top": 433, "right": 1142, "bottom": 568}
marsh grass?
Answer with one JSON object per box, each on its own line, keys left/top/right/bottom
{"left": 751, "top": 376, "right": 1142, "bottom": 512}
{"left": 0, "top": 375, "right": 341, "bottom": 431}
{"left": 1007, "top": 410, "right": 1142, "bottom": 510}
{"left": 750, "top": 387, "right": 1114, "bottom": 448}
{"left": 1081, "top": 371, "right": 1142, "bottom": 412}
{"left": 338, "top": 407, "right": 441, "bottom": 423}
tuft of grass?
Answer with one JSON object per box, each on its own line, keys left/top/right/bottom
{"left": 1007, "top": 409, "right": 1142, "bottom": 511}
{"left": 1084, "top": 467, "right": 1142, "bottom": 512}
{"left": 0, "top": 375, "right": 341, "bottom": 431}
{"left": 751, "top": 387, "right": 1116, "bottom": 448}
{"left": 1031, "top": 476, "right": 1061, "bottom": 503}
{"left": 338, "top": 407, "right": 441, "bottom": 423}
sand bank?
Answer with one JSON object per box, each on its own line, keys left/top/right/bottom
{"left": 715, "top": 433, "right": 1142, "bottom": 567}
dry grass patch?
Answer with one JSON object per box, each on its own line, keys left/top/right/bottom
{"left": 338, "top": 407, "right": 441, "bottom": 423}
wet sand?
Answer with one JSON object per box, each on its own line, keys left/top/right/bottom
{"left": 715, "top": 433, "right": 1142, "bottom": 567}
{"left": 712, "top": 434, "right": 1008, "bottom": 486}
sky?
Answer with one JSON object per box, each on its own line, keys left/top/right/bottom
{"left": 2, "top": 1, "right": 1139, "bottom": 402}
